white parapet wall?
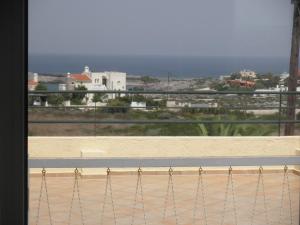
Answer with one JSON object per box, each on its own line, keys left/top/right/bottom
{"left": 29, "top": 136, "right": 300, "bottom": 174}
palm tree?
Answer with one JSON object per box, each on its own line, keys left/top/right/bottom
{"left": 197, "top": 115, "right": 274, "bottom": 136}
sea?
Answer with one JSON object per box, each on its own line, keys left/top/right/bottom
{"left": 29, "top": 54, "right": 291, "bottom": 79}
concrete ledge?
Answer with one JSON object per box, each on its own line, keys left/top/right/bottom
{"left": 29, "top": 136, "right": 300, "bottom": 174}
{"left": 29, "top": 168, "right": 300, "bottom": 178}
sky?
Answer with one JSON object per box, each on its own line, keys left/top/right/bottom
{"left": 29, "top": 0, "right": 293, "bottom": 57}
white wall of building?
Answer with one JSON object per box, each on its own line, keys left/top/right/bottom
{"left": 90, "top": 71, "right": 126, "bottom": 99}
{"left": 90, "top": 71, "right": 126, "bottom": 91}
{"left": 63, "top": 67, "right": 127, "bottom": 103}
{"left": 240, "top": 70, "right": 256, "bottom": 79}
{"left": 131, "top": 101, "right": 146, "bottom": 109}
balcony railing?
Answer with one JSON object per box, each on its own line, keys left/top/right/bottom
{"left": 28, "top": 90, "right": 300, "bottom": 136}
{"left": 28, "top": 90, "right": 300, "bottom": 224}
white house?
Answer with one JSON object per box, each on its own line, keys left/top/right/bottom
{"left": 240, "top": 70, "right": 257, "bottom": 79}
{"left": 61, "top": 66, "right": 126, "bottom": 102}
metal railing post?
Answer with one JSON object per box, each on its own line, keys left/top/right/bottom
{"left": 94, "top": 101, "right": 96, "bottom": 136}
{"left": 278, "top": 90, "right": 282, "bottom": 136}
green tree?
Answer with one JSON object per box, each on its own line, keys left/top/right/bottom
{"left": 34, "top": 83, "right": 47, "bottom": 91}
{"left": 141, "top": 76, "right": 159, "bottom": 83}
{"left": 48, "top": 94, "right": 64, "bottom": 106}
{"left": 256, "top": 73, "right": 280, "bottom": 88}
{"left": 230, "top": 72, "right": 241, "bottom": 80}
{"left": 71, "top": 85, "right": 87, "bottom": 105}
{"left": 62, "top": 93, "right": 72, "bottom": 101}
{"left": 196, "top": 115, "right": 274, "bottom": 136}
{"left": 105, "top": 98, "right": 130, "bottom": 113}
{"left": 146, "top": 98, "right": 166, "bottom": 109}
{"left": 92, "top": 93, "right": 104, "bottom": 102}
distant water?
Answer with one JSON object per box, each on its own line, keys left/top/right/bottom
{"left": 43, "top": 83, "right": 59, "bottom": 91}
{"left": 29, "top": 54, "right": 290, "bottom": 78}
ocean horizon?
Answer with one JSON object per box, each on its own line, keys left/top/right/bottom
{"left": 29, "top": 54, "right": 290, "bottom": 78}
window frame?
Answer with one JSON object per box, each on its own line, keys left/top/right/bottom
{"left": 0, "top": 0, "right": 28, "bottom": 224}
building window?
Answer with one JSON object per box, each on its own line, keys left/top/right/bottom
{"left": 102, "top": 77, "right": 107, "bottom": 86}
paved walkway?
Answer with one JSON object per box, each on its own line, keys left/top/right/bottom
{"left": 29, "top": 170, "right": 300, "bottom": 225}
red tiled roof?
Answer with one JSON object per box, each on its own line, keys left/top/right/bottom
{"left": 227, "top": 79, "right": 255, "bottom": 87}
{"left": 69, "top": 74, "right": 91, "bottom": 82}
{"left": 28, "top": 80, "right": 38, "bottom": 85}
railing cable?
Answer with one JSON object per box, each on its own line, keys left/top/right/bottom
{"left": 279, "top": 165, "right": 293, "bottom": 225}
{"left": 193, "top": 167, "right": 208, "bottom": 225}
{"left": 131, "top": 167, "right": 147, "bottom": 225}
{"left": 163, "top": 167, "right": 179, "bottom": 225}
{"left": 250, "top": 166, "right": 269, "bottom": 225}
{"left": 67, "top": 168, "right": 85, "bottom": 225}
{"left": 100, "top": 168, "right": 117, "bottom": 225}
{"left": 220, "top": 166, "right": 238, "bottom": 225}
{"left": 35, "top": 168, "right": 53, "bottom": 225}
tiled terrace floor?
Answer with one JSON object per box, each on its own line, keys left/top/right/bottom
{"left": 29, "top": 170, "right": 300, "bottom": 225}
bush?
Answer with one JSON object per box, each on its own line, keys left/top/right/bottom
{"left": 71, "top": 85, "right": 87, "bottom": 104}
{"left": 34, "top": 83, "right": 47, "bottom": 91}
{"left": 104, "top": 98, "right": 130, "bottom": 113}
{"left": 141, "top": 76, "right": 160, "bottom": 83}
{"left": 92, "top": 93, "right": 104, "bottom": 102}
{"left": 48, "top": 94, "right": 64, "bottom": 106}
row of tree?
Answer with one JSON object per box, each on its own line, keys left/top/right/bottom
{"left": 33, "top": 83, "right": 105, "bottom": 105}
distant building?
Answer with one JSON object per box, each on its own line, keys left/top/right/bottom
{"left": 28, "top": 73, "right": 38, "bottom": 90}
{"left": 166, "top": 101, "right": 191, "bottom": 111}
{"left": 281, "top": 70, "right": 300, "bottom": 85}
{"left": 280, "top": 72, "right": 289, "bottom": 80}
{"left": 166, "top": 101, "right": 191, "bottom": 108}
{"left": 62, "top": 66, "right": 127, "bottom": 102}
{"left": 240, "top": 70, "right": 257, "bottom": 79}
{"left": 227, "top": 79, "right": 255, "bottom": 88}
{"left": 130, "top": 101, "right": 146, "bottom": 110}
{"left": 254, "top": 85, "right": 287, "bottom": 97}
{"left": 67, "top": 72, "right": 92, "bottom": 87}
{"left": 219, "top": 75, "right": 231, "bottom": 81}
{"left": 58, "top": 84, "right": 67, "bottom": 91}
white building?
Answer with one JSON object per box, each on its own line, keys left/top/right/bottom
{"left": 254, "top": 85, "right": 288, "bottom": 97}
{"left": 219, "top": 75, "right": 231, "bottom": 81}
{"left": 280, "top": 72, "right": 289, "bottom": 83}
{"left": 280, "top": 72, "right": 289, "bottom": 80}
{"left": 28, "top": 73, "right": 38, "bottom": 90}
{"left": 240, "top": 70, "right": 257, "bottom": 79}
{"left": 166, "top": 101, "right": 192, "bottom": 111}
{"left": 58, "top": 84, "right": 67, "bottom": 91}
{"left": 130, "top": 101, "right": 146, "bottom": 110}
{"left": 62, "top": 66, "right": 126, "bottom": 102}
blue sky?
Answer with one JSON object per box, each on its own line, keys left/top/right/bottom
{"left": 29, "top": 0, "right": 293, "bottom": 57}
